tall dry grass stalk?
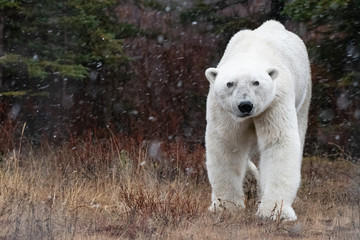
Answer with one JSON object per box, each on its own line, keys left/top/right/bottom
{"left": 0, "top": 136, "right": 360, "bottom": 239}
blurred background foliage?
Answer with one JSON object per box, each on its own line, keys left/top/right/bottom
{"left": 0, "top": 0, "right": 359, "bottom": 158}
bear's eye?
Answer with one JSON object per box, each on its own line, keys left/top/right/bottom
{"left": 253, "top": 81, "right": 260, "bottom": 86}
{"left": 226, "top": 82, "right": 234, "bottom": 88}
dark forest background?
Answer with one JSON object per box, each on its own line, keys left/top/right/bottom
{"left": 0, "top": 0, "right": 359, "bottom": 158}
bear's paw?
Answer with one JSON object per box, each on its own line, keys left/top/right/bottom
{"left": 256, "top": 202, "right": 297, "bottom": 221}
{"left": 209, "top": 198, "right": 245, "bottom": 213}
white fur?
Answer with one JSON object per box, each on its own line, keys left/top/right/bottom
{"left": 205, "top": 20, "right": 311, "bottom": 221}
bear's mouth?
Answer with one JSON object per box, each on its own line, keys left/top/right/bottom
{"left": 240, "top": 113, "right": 251, "bottom": 117}
{"left": 237, "top": 112, "right": 252, "bottom": 118}
{"left": 232, "top": 112, "right": 253, "bottom": 121}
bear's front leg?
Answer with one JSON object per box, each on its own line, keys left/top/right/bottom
{"left": 254, "top": 104, "right": 301, "bottom": 221}
{"left": 206, "top": 135, "right": 250, "bottom": 212}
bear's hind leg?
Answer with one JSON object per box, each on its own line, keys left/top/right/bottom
{"left": 243, "top": 160, "right": 259, "bottom": 200}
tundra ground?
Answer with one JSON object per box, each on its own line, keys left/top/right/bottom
{"left": 0, "top": 138, "right": 359, "bottom": 239}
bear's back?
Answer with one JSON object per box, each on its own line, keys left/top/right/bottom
{"left": 257, "top": 20, "right": 285, "bottom": 31}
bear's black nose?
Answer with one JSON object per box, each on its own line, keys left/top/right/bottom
{"left": 238, "top": 101, "right": 253, "bottom": 114}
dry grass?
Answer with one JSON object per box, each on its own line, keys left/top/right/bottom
{"left": 0, "top": 137, "right": 359, "bottom": 239}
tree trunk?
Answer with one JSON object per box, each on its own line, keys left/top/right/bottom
{"left": 0, "top": 10, "right": 4, "bottom": 88}
{"left": 270, "top": 0, "right": 285, "bottom": 22}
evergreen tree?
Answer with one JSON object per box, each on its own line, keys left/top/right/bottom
{"left": 283, "top": 0, "right": 359, "bottom": 79}
{"left": 0, "top": 0, "right": 138, "bottom": 141}
{"left": 0, "top": 0, "right": 127, "bottom": 91}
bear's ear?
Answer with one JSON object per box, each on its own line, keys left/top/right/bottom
{"left": 205, "top": 67, "right": 218, "bottom": 84}
{"left": 267, "top": 67, "right": 279, "bottom": 80}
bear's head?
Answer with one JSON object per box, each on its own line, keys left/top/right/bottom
{"left": 205, "top": 63, "right": 278, "bottom": 122}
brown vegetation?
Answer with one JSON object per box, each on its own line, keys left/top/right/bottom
{"left": 0, "top": 135, "right": 359, "bottom": 239}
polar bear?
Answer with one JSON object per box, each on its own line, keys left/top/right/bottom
{"left": 205, "top": 20, "right": 311, "bottom": 221}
